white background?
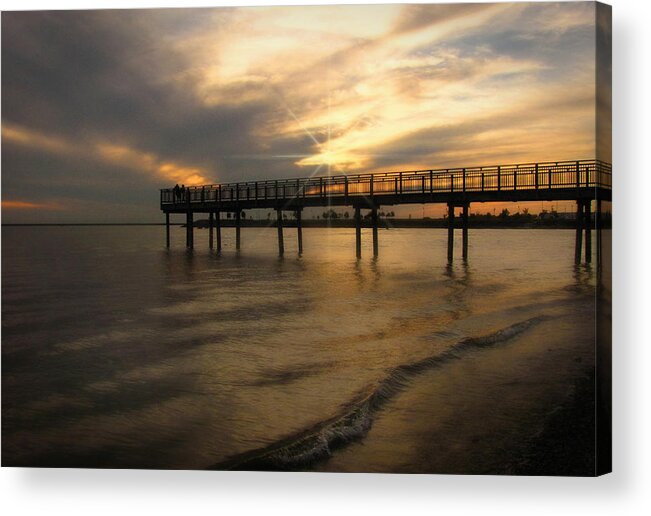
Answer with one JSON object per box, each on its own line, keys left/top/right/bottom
{"left": 1, "top": 0, "right": 649, "bottom": 514}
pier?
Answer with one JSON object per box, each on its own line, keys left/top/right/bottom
{"left": 160, "top": 159, "right": 611, "bottom": 263}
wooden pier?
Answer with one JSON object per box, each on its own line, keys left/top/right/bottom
{"left": 160, "top": 159, "right": 611, "bottom": 264}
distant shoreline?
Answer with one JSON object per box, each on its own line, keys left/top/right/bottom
{"left": 2, "top": 219, "right": 611, "bottom": 229}
{"left": 1, "top": 223, "right": 167, "bottom": 227}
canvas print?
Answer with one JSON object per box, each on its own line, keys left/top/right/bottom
{"left": 2, "top": 2, "right": 611, "bottom": 475}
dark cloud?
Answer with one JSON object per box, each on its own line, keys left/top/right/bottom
{"left": 2, "top": 10, "right": 271, "bottom": 160}
{"left": 1, "top": 4, "right": 605, "bottom": 222}
{"left": 1, "top": 9, "right": 321, "bottom": 222}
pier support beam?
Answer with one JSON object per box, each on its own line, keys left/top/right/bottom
{"left": 186, "top": 211, "right": 194, "bottom": 248}
{"left": 296, "top": 209, "right": 303, "bottom": 255}
{"left": 584, "top": 200, "right": 592, "bottom": 264}
{"left": 165, "top": 212, "right": 170, "bottom": 248}
{"left": 575, "top": 200, "right": 584, "bottom": 264}
{"left": 596, "top": 199, "right": 602, "bottom": 267}
{"left": 277, "top": 209, "right": 284, "bottom": 256}
{"left": 235, "top": 210, "right": 241, "bottom": 250}
{"left": 371, "top": 208, "right": 379, "bottom": 257}
{"left": 355, "top": 206, "right": 362, "bottom": 259}
{"left": 462, "top": 203, "right": 469, "bottom": 261}
{"left": 447, "top": 203, "right": 455, "bottom": 263}
{"left": 215, "top": 211, "right": 222, "bottom": 252}
{"left": 208, "top": 211, "right": 214, "bottom": 250}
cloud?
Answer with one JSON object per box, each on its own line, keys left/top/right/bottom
{"left": 1, "top": 3, "right": 603, "bottom": 222}
{"left": 3, "top": 123, "right": 212, "bottom": 185}
{"left": 95, "top": 143, "right": 209, "bottom": 186}
{"left": 3, "top": 124, "right": 76, "bottom": 156}
{"left": 2, "top": 200, "right": 65, "bottom": 210}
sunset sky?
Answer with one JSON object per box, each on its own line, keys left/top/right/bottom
{"left": 2, "top": 2, "right": 610, "bottom": 223}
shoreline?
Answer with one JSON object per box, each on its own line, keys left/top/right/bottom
{"left": 313, "top": 310, "right": 598, "bottom": 476}
{"left": 2, "top": 221, "right": 606, "bottom": 229}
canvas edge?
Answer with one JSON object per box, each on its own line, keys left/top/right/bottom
{"left": 595, "top": 0, "right": 612, "bottom": 477}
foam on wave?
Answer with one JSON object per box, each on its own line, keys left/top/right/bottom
{"left": 214, "top": 315, "right": 551, "bottom": 471}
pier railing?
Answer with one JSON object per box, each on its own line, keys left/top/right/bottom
{"left": 160, "top": 159, "right": 611, "bottom": 205}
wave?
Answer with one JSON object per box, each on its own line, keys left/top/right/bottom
{"left": 212, "top": 315, "right": 552, "bottom": 471}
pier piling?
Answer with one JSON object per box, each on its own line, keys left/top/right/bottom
{"left": 215, "top": 211, "right": 222, "bottom": 252}
{"left": 296, "top": 209, "right": 303, "bottom": 255}
{"left": 277, "top": 209, "right": 284, "bottom": 256}
{"left": 596, "top": 199, "right": 602, "bottom": 267}
{"left": 584, "top": 200, "right": 592, "bottom": 264}
{"left": 208, "top": 212, "right": 214, "bottom": 250}
{"left": 235, "top": 210, "right": 241, "bottom": 250}
{"left": 165, "top": 213, "right": 170, "bottom": 248}
{"left": 575, "top": 200, "right": 584, "bottom": 264}
{"left": 186, "top": 211, "right": 193, "bottom": 248}
{"left": 372, "top": 208, "right": 379, "bottom": 257}
{"left": 447, "top": 203, "right": 455, "bottom": 263}
{"left": 462, "top": 204, "right": 469, "bottom": 261}
{"left": 355, "top": 206, "right": 362, "bottom": 259}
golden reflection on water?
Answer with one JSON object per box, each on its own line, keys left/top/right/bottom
{"left": 2, "top": 226, "right": 597, "bottom": 470}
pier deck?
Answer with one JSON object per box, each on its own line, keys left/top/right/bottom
{"left": 160, "top": 159, "right": 611, "bottom": 263}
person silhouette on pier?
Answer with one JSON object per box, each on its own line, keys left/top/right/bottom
{"left": 180, "top": 184, "right": 186, "bottom": 202}
{"left": 173, "top": 184, "right": 180, "bottom": 201}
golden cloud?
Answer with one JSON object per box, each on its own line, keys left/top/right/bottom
{"left": 95, "top": 144, "right": 210, "bottom": 185}
{"left": 3, "top": 123, "right": 212, "bottom": 186}
{"left": 165, "top": 3, "right": 596, "bottom": 174}
{"left": 2, "top": 200, "right": 66, "bottom": 210}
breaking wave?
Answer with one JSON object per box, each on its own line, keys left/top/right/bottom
{"left": 213, "top": 315, "right": 552, "bottom": 471}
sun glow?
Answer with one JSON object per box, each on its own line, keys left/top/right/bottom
{"left": 1, "top": 2, "right": 605, "bottom": 224}
{"left": 296, "top": 148, "right": 364, "bottom": 171}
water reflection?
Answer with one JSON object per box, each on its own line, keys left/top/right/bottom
{"left": 573, "top": 263, "right": 594, "bottom": 288}
{"left": 2, "top": 226, "right": 598, "bottom": 471}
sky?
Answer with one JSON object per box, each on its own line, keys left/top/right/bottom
{"left": 1, "top": 2, "right": 611, "bottom": 223}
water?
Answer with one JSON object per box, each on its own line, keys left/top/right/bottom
{"left": 2, "top": 226, "right": 598, "bottom": 472}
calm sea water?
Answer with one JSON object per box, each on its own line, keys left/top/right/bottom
{"left": 2, "top": 226, "right": 598, "bottom": 472}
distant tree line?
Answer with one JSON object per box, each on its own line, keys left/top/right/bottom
{"left": 189, "top": 207, "right": 611, "bottom": 228}
{"left": 319, "top": 209, "right": 396, "bottom": 220}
